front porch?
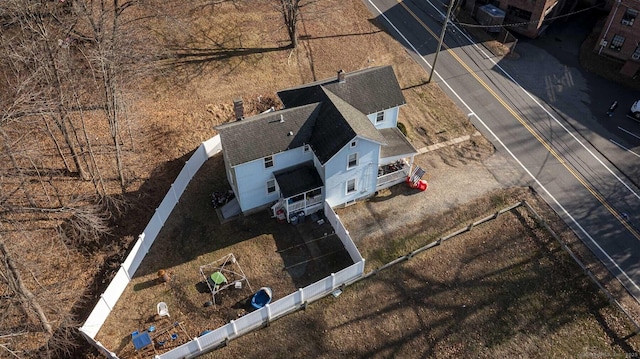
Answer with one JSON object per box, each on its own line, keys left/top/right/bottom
{"left": 376, "top": 160, "right": 410, "bottom": 190}
{"left": 376, "top": 127, "right": 419, "bottom": 191}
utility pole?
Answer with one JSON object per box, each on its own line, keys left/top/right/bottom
{"left": 428, "top": 0, "right": 455, "bottom": 83}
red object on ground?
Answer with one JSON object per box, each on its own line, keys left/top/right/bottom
{"left": 406, "top": 177, "right": 428, "bottom": 191}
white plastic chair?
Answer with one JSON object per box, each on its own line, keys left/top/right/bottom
{"left": 157, "top": 302, "right": 170, "bottom": 318}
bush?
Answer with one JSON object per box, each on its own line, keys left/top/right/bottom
{"left": 397, "top": 122, "right": 407, "bottom": 136}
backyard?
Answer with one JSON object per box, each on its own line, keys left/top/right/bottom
{"left": 91, "top": 1, "right": 640, "bottom": 357}
{"left": 96, "top": 155, "right": 354, "bottom": 357}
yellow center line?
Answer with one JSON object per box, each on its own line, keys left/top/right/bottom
{"left": 397, "top": 0, "right": 640, "bottom": 238}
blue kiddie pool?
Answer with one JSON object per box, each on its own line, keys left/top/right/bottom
{"left": 250, "top": 287, "right": 273, "bottom": 309}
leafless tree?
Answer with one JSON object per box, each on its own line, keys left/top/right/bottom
{"left": 0, "top": 241, "right": 52, "bottom": 336}
{"left": 276, "top": 0, "right": 321, "bottom": 48}
{"left": 279, "top": 0, "right": 304, "bottom": 48}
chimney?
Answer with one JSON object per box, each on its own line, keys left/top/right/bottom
{"left": 337, "top": 69, "right": 345, "bottom": 83}
{"left": 233, "top": 98, "right": 244, "bottom": 121}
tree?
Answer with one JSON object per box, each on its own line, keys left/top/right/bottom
{"left": 279, "top": 0, "right": 303, "bottom": 48}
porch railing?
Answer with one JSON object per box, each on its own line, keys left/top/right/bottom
{"left": 376, "top": 167, "right": 409, "bottom": 187}
{"left": 288, "top": 195, "right": 323, "bottom": 213}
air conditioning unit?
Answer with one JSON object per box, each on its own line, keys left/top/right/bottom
{"left": 622, "top": 19, "right": 631, "bottom": 26}
{"left": 632, "top": 52, "right": 640, "bottom": 60}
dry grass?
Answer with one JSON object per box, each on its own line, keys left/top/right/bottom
{"left": 209, "top": 189, "right": 640, "bottom": 358}
{"left": 4, "top": 0, "right": 639, "bottom": 357}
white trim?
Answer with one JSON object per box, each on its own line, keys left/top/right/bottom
{"left": 266, "top": 178, "right": 276, "bottom": 194}
{"left": 264, "top": 155, "right": 274, "bottom": 169}
{"left": 347, "top": 152, "right": 359, "bottom": 169}
{"left": 346, "top": 178, "right": 357, "bottom": 194}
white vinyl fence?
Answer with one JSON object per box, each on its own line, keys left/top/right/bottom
{"left": 324, "top": 201, "right": 364, "bottom": 263}
{"left": 79, "top": 136, "right": 222, "bottom": 342}
{"left": 79, "top": 135, "right": 367, "bottom": 359}
{"left": 157, "top": 260, "right": 365, "bottom": 359}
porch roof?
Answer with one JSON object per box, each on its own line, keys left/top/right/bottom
{"left": 274, "top": 161, "right": 324, "bottom": 198}
{"left": 379, "top": 127, "right": 418, "bottom": 159}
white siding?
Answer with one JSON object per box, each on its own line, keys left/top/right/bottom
{"left": 324, "top": 137, "right": 380, "bottom": 207}
{"left": 233, "top": 146, "right": 314, "bottom": 212}
{"left": 367, "top": 106, "right": 400, "bottom": 129}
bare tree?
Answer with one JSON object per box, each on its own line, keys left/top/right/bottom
{"left": 0, "top": 241, "right": 52, "bottom": 335}
{"left": 280, "top": 0, "right": 303, "bottom": 48}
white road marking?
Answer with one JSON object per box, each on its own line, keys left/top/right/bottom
{"left": 610, "top": 139, "right": 640, "bottom": 158}
{"left": 619, "top": 126, "right": 640, "bottom": 141}
{"left": 365, "top": 0, "right": 640, "bottom": 294}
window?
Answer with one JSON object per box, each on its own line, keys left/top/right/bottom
{"left": 303, "top": 144, "right": 310, "bottom": 152}
{"left": 264, "top": 155, "right": 274, "bottom": 168}
{"left": 622, "top": 8, "right": 638, "bottom": 26}
{"left": 376, "top": 111, "right": 385, "bottom": 123}
{"left": 267, "top": 179, "right": 276, "bottom": 194}
{"left": 347, "top": 153, "right": 358, "bottom": 169}
{"left": 610, "top": 34, "right": 625, "bottom": 51}
{"left": 346, "top": 178, "right": 357, "bottom": 194}
{"left": 350, "top": 140, "right": 357, "bottom": 148}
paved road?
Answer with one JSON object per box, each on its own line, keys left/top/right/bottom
{"left": 363, "top": 0, "right": 640, "bottom": 300}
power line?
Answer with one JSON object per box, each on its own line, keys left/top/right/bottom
{"left": 451, "top": 4, "right": 601, "bottom": 30}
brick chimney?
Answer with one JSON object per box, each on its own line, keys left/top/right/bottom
{"left": 233, "top": 98, "right": 244, "bottom": 120}
{"left": 337, "top": 69, "right": 346, "bottom": 83}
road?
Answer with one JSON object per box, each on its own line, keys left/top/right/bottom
{"left": 362, "top": 0, "right": 640, "bottom": 300}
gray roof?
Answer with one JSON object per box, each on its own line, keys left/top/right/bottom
{"left": 273, "top": 161, "right": 323, "bottom": 198}
{"left": 217, "top": 66, "right": 408, "bottom": 167}
{"left": 217, "top": 104, "right": 320, "bottom": 166}
{"left": 278, "top": 66, "right": 406, "bottom": 114}
{"left": 379, "top": 127, "right": 418, "bottom": 159}
{"left": 309, "top": 88, "right": 386, "bottom": 164}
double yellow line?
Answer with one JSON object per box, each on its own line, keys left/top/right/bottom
{"left": 397, "top": 0, "right": 639, "bottom": 238}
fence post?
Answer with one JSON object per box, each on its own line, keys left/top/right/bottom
{"left": 266, "top": 303, "right": 272, "bottom": 322}
{"left": 155, "top": 208, "right": 164, "bottom": 227}
{"left": 298, "top": 288, "right": 304, "bottom": 305}
{"left": 231, "top": 320, "right": 237, "bottom": 335}
{"left": 185, "top": 159, "right": 192, "bottom": 178}
{"left": 331, "top": 273, "right": 336, "bottom": 289}
{"left": 171, "top": 184, "right": 178, "bottom": 202}
{"left": 121, "top": 264, "right": 131, "bottom": 280}
{"left": 100, "top": 294, "right": 112, "bottom": 311}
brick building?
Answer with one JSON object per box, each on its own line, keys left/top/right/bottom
{"left": 463, "top": 0, "right": 566, "bottom": 37}
{"left": 593, "top": 0, "right": 640, "bottom": 76}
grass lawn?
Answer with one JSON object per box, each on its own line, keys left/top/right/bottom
{"left": 96, "top": 155, "right": 353, "bottom": 357}
{"left": 210, "top": 188, "right": 640, "bottom": 358}
{"left": 90, "top": 1, "right": 640, "bottom": 358}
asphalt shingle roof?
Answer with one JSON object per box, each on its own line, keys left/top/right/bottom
{"left": 379, "top": 127, "right": 418, "bottom": 159}
{"left": 309, "top": 88, "right": 386, "bottom": 164}
{"left": 278, "top": 66, "right": 406, "bottom": 114}
{"left": 217, "top": 66, "right": 407, "bottom": 167}
{"left": 216, "top": 103, "right": 320, "bottom": 166}
{"left": 273, "top": 161, "right": 324, "bottom": 198}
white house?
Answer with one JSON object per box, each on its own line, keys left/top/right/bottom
{"left": 216, "top": 66, "right": 418, "bottom": 221}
